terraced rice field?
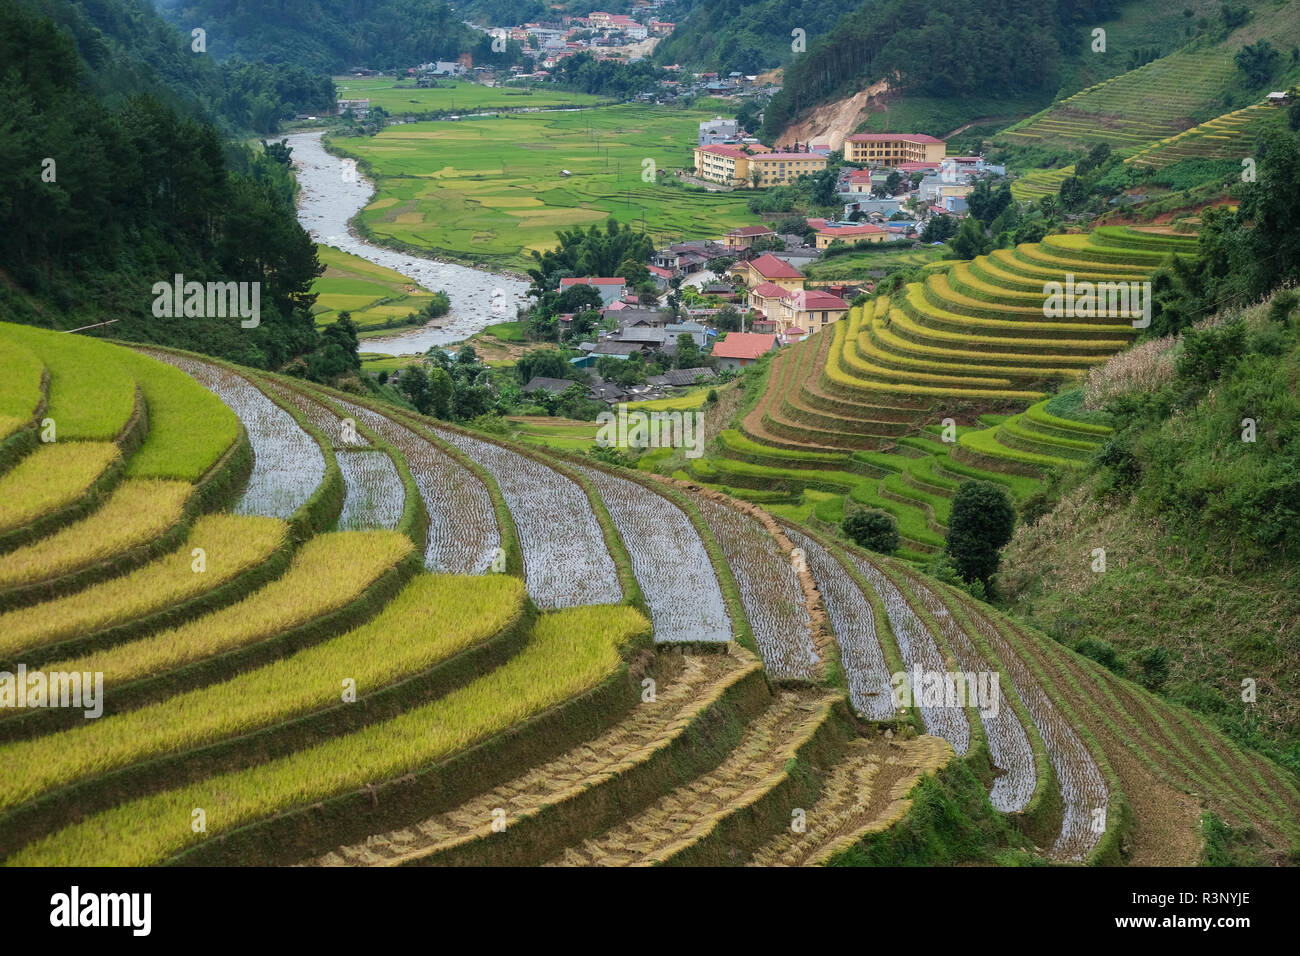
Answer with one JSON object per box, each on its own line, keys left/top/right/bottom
{"left": 691, "top": 494, "right": 817, "bottom": 680}
{"left": 785, "top": 529, "right": 894, "bottom": 720}
{"left": 430, "top": 425, "right": 622, "bottom": 609}
{"left": 335, "top": 450, "right": 406, "bottom": 530}
{"left": 1009, "top": 166, "right": 1074, "bottom": 203}
{"left": 571, "top": 464, "right": 730, "bottom": 644}
{"left": 690, "top": 228, "right": 1193, "bottom": 553}
{"left": 143, "top": 352, "right": 325, "bottom": 518}
{"left": 3, "top": 321, "right": 1296, "bottom": 869}
{"left": 996, "top": 48, "right": 1240, "bottom": 151}
{"left": 335, "top": 399, "right": 499, "bottom": 573}
{"left": 1125, "top": 101, "right": 1291, "bottom": 169}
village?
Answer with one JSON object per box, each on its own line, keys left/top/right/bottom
{"left": 500, "top": 123, "right": 1012, "bottom": 412}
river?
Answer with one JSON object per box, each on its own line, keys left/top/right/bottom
{"left": 286, "top": 131, "right": 531, "bottom": 356}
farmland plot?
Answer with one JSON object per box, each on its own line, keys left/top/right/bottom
{"left": 140, "top": 352, "right": 323, "bottom": 518}
{"left": 691, "top": 494, "right": 815, "bottom": 680}
{"left": 430, "top": 427, "right": 620, "bottom": 609}
{"left": 957, "top": 596, "right": 1107, "bottom": 861}
{"left": 336, "top": 400, "right": 498, "bottom": 573}
{"left": 785, "top": 529, "right": 894, "bottom": 719}
{"left": 897, "top": 567, "right": 1036, "bottom": 813}
{"left": 264, "top": 380, "right": 370, "bottom": 447}
{"left": 335, "top": 451, "right": 405, "bottom": 531}
{"left": 848, "top": 554, "right": 969, "bottom": 754}
{"left": 572, "top": 464, "right": 729, "bottom": 644}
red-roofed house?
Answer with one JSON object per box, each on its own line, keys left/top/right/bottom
{"left": 711, "top": 332, "right": 778, "bottom": 369}
{"left": 723, "top": 224, "right": 777, "bottom": 251}
{"left": 777, "top": 289, "right": 849, "bottom": 335}
{"left": 559, "top": 276, "right": 626, "bottom": 306}
{"left": 844, "top": 133, "right": 945, "bottom": 166}
{"left": 746, "top": 279, "right": 849, "bottom": 335}
{"left": 730, "top": 253, "right": 805, "bottom": 292}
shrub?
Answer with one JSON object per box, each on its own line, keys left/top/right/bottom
{"left": 945, "top": 480, "right": 1015, "bottom": 586}
{"left": 842, "top": 507, "right": 899, "bottom": 554}
{"left": 1075, "top": 636, "right": 1122, "bottom": 674}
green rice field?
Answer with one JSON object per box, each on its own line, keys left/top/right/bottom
{"left": 328, "top": 104, "right": 761, "bottom": 269}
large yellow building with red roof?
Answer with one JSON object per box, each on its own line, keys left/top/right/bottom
{"left": 692, "top": 144, "right": 827, "bottom": 187}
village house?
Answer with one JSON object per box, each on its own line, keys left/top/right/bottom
{"left": 559, "top": 276, "right": 626, "bottom": 306}
{"left": 730, "top": 252, "right": 806, "bottom": 292}
{"left": 698, "top": 116, "right": 740, "bottom": 145}
{"left": 711, "top": 332, "right": 778, "bottom": 369}
{"left": 844, "top": 133, "right": 946, "bottom": 166}
{"left": 648, "top": 366, "right": 716, "bottom": 388}
{"left": 521, "top": 376, "right": 578, "bottom": 398}
{"left": 807, "top": 218, "right": 889, "bottom": 249}
{"left": 723, "top": 224, "right": 776, "bottom": 251}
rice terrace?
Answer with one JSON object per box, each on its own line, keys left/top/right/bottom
{"left": 2, "top": 0, "right": 1300, "bottom": 933}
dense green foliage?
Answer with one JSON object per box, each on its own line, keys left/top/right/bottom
{"left": 760, "top": 0, "right": 1118, "bottom": 137}
{"left": 841, "top": 508, "right": 900, "bottom": 555}
{"left": 0, "top": 1, "right": 330, "bottom": 371}
{"left": 155, "top": 0, "right": 526, "bottom": 74}
{"left": 1097, "top": 301, "right": 1300, "bottom": 567}
{"left": 1149, "top": 129, "right": 1300, "bottom": 335}
{"left": 655, "top": 0, "right": 862, "bottom": 74}
{"left": 18, "top": 0, "right": 333, "bottom": 132}
{"left": 946, "top": 481, "right": 1017, "bottom": 586}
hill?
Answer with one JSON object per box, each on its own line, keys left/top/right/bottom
{"left": 1000, "top": 289, "right": 1300, "bottom": 775}
{"left": 3, "top": 321, "right": 1296, "bottom": 867}
{"left": 996, "top": 0, "right": 1300, "bottom": 153}
{"left": 154, "top": 0, "right": 524, "bottom": 73}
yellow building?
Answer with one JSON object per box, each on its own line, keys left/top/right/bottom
{"left": 844, "top": 133, "right": 945, "bottom": 166}
{"left": 730, "top": 253, "right": 806, "bottom": 292}
{"left": 692, "top": 144, "right": 826, "bottom": 188}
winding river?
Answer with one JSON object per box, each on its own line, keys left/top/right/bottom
{"left": 286, "top": 131, "right": 531, "bottom": 355}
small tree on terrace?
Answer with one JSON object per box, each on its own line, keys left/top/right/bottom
{"left": 945, "top": 480, "right": 1016, "bottom": 588}
{"left": 842, "top": 508, "right": 899, "bottom": 555}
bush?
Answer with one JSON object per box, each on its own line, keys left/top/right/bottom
{"left": 945, "top": 481, "right": 1015, "bottom": 586}
{"left": 1075, "top": 636, "right": 1122, "bottom": 675}
{"left": 842, "top": 508, "right": 899, "bottom": 555}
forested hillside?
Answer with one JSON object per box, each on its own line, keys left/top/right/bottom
{"left": 760, "top": 0, "right": 1123, "bottom": 138}
{"left": 0, "top": 1, "right": 325, "bottom": 369}
{"left": 653, "top": 0, "right": 862, "bottom": 75}
{"left": 154, "top": 0, "right": 527, "bottom": 72}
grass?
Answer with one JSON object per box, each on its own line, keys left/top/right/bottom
{"left": 312, "top": 244, "right": 437, "bottom": 332}
{"left": 13, "top": 604, "right": 650, "bottom": 866}
{"left": 0, "top": 516, "right": 288, "bottom": 659}
{"left": 0, "top": 443, "right": 120, "bottom": 534}
{"left": 44, "top": 531, "right": 413, "bottom": 687}
{"left": 0, "top": 574, "right": 527, "bottom": 812}
{"left": 0, "top": 336, "right": 43, "bottom": 441}
{"left": 0, "top": 480, "right": 191, "bottom": 589}
{"left": 482, "top": 321, "right": 527, "bottom": 342}
{"left": 0, "top": 324, "right": 136, "bottom": 441}
{"left": 332, "top": 104, "right": 761, "bottom": 269}
{"left": 111, "top": 348, "right": 241, "bottom": 481}
{"left": 332, "top": 76, "right": 606, "bottom": 114}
